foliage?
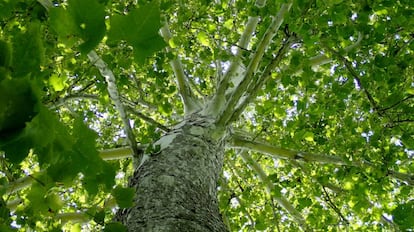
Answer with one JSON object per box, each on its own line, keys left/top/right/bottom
{"left": 1, "top": 0, "right": 413, "bottom": 231}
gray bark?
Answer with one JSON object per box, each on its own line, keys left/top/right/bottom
{"left": 117, "top": 115, "right": 228, "bottom": 232}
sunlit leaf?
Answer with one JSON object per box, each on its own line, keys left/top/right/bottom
{"left": 49, "top": 74, "right": 66, "bottom": 91}
{"left": 197, "top": 31, "right": 210, "bottom": 47}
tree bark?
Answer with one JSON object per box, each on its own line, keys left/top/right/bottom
{"left": 118, "top": 115, "right": 228, "bottom": 232}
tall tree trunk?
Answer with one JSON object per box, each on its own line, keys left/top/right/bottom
{"left": 118, "top": 115, "right": 228, "bottom": 231}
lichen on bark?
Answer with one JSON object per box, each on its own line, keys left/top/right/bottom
{"left": 118, "top": 115, "right": 228, "bottom": 231}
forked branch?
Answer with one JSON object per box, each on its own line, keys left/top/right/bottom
{"left": 228, "top": 34, "right": 297, "bottom": 123}
{"left": 216, "top": 2, "right": 293, "bottom": 126}
{"left": 160, "top": 24, "right": 202, "bottom": 115}
{"left": 204, "top": 0, "right": 267, "bottom": 116}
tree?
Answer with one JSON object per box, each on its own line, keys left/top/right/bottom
{"left": 1, "top": 0, "right": 413, "bottom": 231}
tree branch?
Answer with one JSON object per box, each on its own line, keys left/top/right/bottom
{"left": 228, "top": 34, "right": 296, "bottom": 123}
{"left": 379, "top": 94, "right": 414, "bottom": 113}
{"left": 204, "top": 0, "right": 266, "bottom": 116}
{"left": 229, "top": 133, "right": 348, "bottom": 165}
{"left": 230, "top": 131, "right": 414, "bottom": 185}
{"left": 322, "top": 186, "right": 349, "bottom": 224}
{"left": 239, "top": 151, "right": 309, "bottom": 230}
{"left": 160, "top": 24, "right": 202, "bottom": 115}
{"left": 125, "top": 105, "right": 170, "bottom": 132}
{"left": 307, "top": 32, "right": 363, "bottom": 68}
{"left": 99, "top": 147, "right": 134, "bottom": 160}
{"left": 49, "top": 93, "right": 99, "bottom": 109}
{"left": 5, "top": 174, "right": 41, "bottom": 195}
{"left": 292, "top": 160, "right": 396, "bottom": 228}
{"left": 216, "top": 2, "right": 293, "bottom": 126}
{"left": 56, "top": 212, "right": 89, "bottom": 224}
{"left": 37, "top": 0, "right": 54, "bottom": 9}
{"left": 38, "top": 0, "right": 143, "bottom": 166}
{"left": 87, "top": 51, "right": 143, "bottom": 166}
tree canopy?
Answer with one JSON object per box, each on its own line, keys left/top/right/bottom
{"left": 1, "top": 0, "right": 414, "bottom": 231}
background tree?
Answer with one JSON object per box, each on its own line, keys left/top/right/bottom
{"left": 1, "top": 0, "right": 414, "bottom": 231}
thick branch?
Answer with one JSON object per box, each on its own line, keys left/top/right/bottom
{"left": 228, "top": 35, "right": 296, "bottom": 123}
{"left": 5, "top": 174, "right": 40, "bottom": 195}
{"left": 160, "top": 24, "right": 202, "bottom": 114}
{"left": 205, "top": 0, "right": 266, "bottom": 116}
{"left": 229, "top": 134, "right": 348, "bottom": 165}
{"left": 5, "top": 198, "right": 22, "bottom": 211}
{"left": 99, "top": 147, "right": 134, "bottom": 160}
{"left": 56, "top": 212, "right": 89, "bottom": 224}
{"left": 88, "top": 51, "right": 143, "bottom": 166}
{"left": 37, "top": 0, "right": 54, "bottom": 9}
{"left": 216, "top": 2, "right": 293, "bottom": 126}
{"left": 230, "top": 131, "right": 414, "bottom": 185}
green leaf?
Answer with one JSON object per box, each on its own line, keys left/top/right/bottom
{"left": 0, "top": 78, "right": 38, "bottom": 136}
{"left": 26, "top": 184, "right": 48, "bottom": 213}
{"left": 0, "top": 78, "right": 41, "bottom": 163}
{"left": 0, "top": 224, "right": 16, "bottom": 232}
{"left": 0, "top": 1, "right": 18, "bottom": 20}
{"left": 406, "top": 88, "right": 414, "bottom": 95}
{"left": 298, "top": 197, "right": 312, "bottom": 209}
{"left": 112, "top": 186, "right": 135, "bottom": 208}
{"left": 303, "top": 131, "right": 314, "bottom": 142}
{"left": 45, "top": 193, "right": 63, "bottom": 212}
{"left": 49, "top": 0, "right": 106, "bottom": 53}
{"left": 0, "top": 40, "right": 12, "bottom": 69}
{"left": 93, "top": 210, "right": 106, "bottom": 225}
{"left": 11, "top": 21, "right": 44, "bottom": 78}
{"left": 255, "top": 215, "right": 267, "bottom": 230}
{"left": 104, "top": 222, "right": 127, "bottom": 232}
{"left": 392, "top": 201, "right": 414, "bottom": 230}
{"left": 108, "top": 4, "right": 166, "bottom": 63}
{"left": 49, "top": 74, "right": 66, "bottom": 92}
{"left": 0, "top": 198, "right": 10, "bottom": 221}
{"left": 197, "top": 31, "right": 210, "bottom": 47}
{"left": 101, "top": 163, "right": 117, "bottom": 190}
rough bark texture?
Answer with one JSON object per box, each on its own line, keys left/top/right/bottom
{"left": 118, "top": 115, "right": 228, "bottom": 231}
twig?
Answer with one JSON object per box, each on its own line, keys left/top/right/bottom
{"left": 324, "top": 46, "right": 380, "bottom": 112}
{"left": 125, "top": 105, "right": 170, "bottom": 132}
{"left": 322, "top": 186, "right": 349, "bottom": 224}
